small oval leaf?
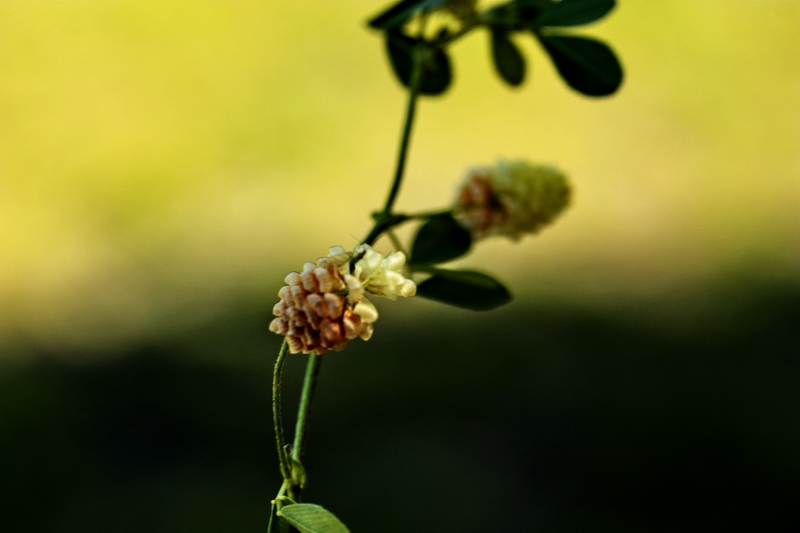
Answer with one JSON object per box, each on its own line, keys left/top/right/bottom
{"left": 416, "top": 269, "right": 512, "bottom": 310}
{"left": 411, "top": 214, "right": 472, "bottom": 265}
{"left": 491, "top": 30, "right": 526, "bottom": 86}
{"left": 537, "top": 34, "right": 623, "bottom": 96}
{"left": 419, "top": 45, "right": 453, "bottom": 95}
{"left": 536, "top": 0, "right": 615, "bottom": 27}
{"left": 385, "top": 29, "right": 415, "bottom": 87}
{"left": 385, "top": 30, "right": 453, "bottom": 95}
{"left": 278, "top": 504, "right": 350, "bottom": 533}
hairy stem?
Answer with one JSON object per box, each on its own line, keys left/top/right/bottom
{"left": 272, "top": 340, "right": 291, "bottom": 480}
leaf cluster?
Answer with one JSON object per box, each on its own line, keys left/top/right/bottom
{"left": 269, "top": 5, "right": 628, "bottom": 532}
{"left": 369, "top": 0, "right": 623, "bottom": 97}
{"left": 409, "top": 213, "right": 511, "bottom": 310}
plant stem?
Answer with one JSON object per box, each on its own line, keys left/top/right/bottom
{"left": 363, "top": 45, "right": 424, "bottom": 246}
{"left": 403, "top": 207, "right": 456, "bottom": 220}
{"left": 292, "top": 353, "right": 323, "bottom": 465}
{"left": 272, "top": 340, "right": 291, "bottom": 480}
{"left": 283, "top": 352, "right": 324, "bottom": 501}
{"left": 381, "top": 69, "right": 418, "bottom": 215}
{"left": 267, "top": 480, "right": 288, "bottom": 533}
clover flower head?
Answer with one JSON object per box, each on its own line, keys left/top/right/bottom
{"left": 270, "top": 245, "right": 415, "bottom": 355}
{"left": 454, "top": 159, "right": 571, "bottom": 241}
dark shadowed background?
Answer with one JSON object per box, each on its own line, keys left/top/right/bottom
{"left": 1, "top": 1, "right": 799, "bottom": 531}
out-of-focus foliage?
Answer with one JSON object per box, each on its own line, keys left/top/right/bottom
{"left": 372, "top": 0, "right": 623, "bottom": 95}
{"left": 0, "top": 3, "right": 799, "bottom": 530}
{"left": 0, "top": 0, "right": 798, "bottom": 354}
{"left": 410, "top": 213, "right": 473, "bottom": 265}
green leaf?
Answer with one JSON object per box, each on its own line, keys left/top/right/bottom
{"left": 410, "top": 214, "right": 472, "bottom": 265}
{"left": 368, "top": 0, "right": 450, "bottom": 30}
{"left": 278, "top": 504, "right": 350, "bottom": 533}
{"left": 268, "top": 503, "right": 291, "bottom": 533}
{"left": 491, "top": 30, "right": 526, "bottom": 86}
{"left": 535, "top": 0, "right": 615, "bottom": 27}
{"left": 416, "top": 269, "right": 512, "bottom": 310}
{"left": 537, "top": 34, "right": 622, "bottom": 96}
{"left": 385, "top": 30, "right": 453, "bottom": 95}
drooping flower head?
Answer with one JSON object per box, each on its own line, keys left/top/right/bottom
{"left": 270, "top": 244, "right": 415, "bottom": 355}
{"left": 454, "top": 159, "right": 571, "bottom": 241}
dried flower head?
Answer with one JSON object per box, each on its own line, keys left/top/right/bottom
{"left": 270, "top": 245, "right": 415, "bottom": 355}
{"left": 454, "top": 159, "right": 571, "bottom": 240}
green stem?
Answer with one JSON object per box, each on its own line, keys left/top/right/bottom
{"left": 363, "top": 44, "right": 424, "bottom": 246}
{"left": 381, "top": 68, "right": 419, "bottom": 216}
{"left": 267, "top": 480, "right": 288, "bottom": 533}
{"left": 280, "top": 352, "right": 324, "bottom": 502}
{"left": 403, "top": 207, "right": 456, "bottom": 220}
{"left": 292, "top": 353, "right": 324, "bottom": 466}
{"left": 270, "top": 349, "right": 323, "bottom": 507}
{"left": 272, "top": 340, "right": 291, "bottom": 480}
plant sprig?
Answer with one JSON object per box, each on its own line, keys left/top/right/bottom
{"left": 371, "top": 0, "right": 623, "bottom": 96}
{"left": 268, "top": 2, "right": 625, "bottom": 531}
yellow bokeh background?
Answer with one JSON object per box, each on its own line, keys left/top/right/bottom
{"left": 1, "top": 0, "right": 799, "bottom": 353}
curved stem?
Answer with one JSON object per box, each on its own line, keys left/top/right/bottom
{"left": 363, "top": 45, "right": 424, "bottom": 246}
{"left": 272, "top": 340, "right": 291, "bottom": 480}
{"left": 382, "top": 67, "right": 420, "bottom": 216}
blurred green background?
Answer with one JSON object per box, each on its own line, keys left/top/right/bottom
{"left": 1, "top": 1, "right": 799, "bottom": 531}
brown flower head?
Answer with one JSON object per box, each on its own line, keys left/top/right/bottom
{"left": 269, "top": 245, "right": 415, "bottom": 355}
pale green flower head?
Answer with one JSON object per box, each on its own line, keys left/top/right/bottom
{"left": 455, "top": 159, "right": 571, "bottom": 241}
{"left": 326, "top": 244, "right": 417, "bottom": 303}
{"left": 350, "top": 244, "right": 417, "bottom": 301}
